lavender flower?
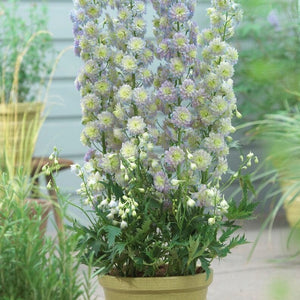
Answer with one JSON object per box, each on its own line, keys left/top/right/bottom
{"left": 165, "top": 146, "right": 185, "bottom": 169}
{"left": 204, "top": 132, "right": 226, "bottom": 153}
{"left": 83, "top": 21, "right": 99, "bottom": 39}
{"left": 99, "top": 153, "right": 120, "bottom": 174}
{"left": 133, "top": 87, "right": 149, "bottom": 107}
{"left": 210, "top": 95, "right": 228, "bottom": 116}
{"left": 180, "top": 79, "right": 197, "bottom": 100}
{"left": 117, "top": 84, "right": 133, "bottom": 103}
{"left": 84, "top": 149, "right": 95, "bottom": 162}
{"left": 97, "top": 111, "right": 115, "bottom": 130}
{"left": 94, "top": 79, "right": 110, "bottom": 96}
{"left": 121, "top": 55, "right": 138, "bottom": 73}
{"left": 81, "top": 93, "right": 100, "bottom": 113}
{"left": 128, "top": 37, "right": 146, "bottom": 54}
{"left": 267, "top": 10, "right": 280, "bottom": 31}
{"left": 169, "top": 57, "right": 185, "bottom": 78}
{"left": 154, "top": 171, "right": 170, "bottom": 193}
{"left": 169, "top": 3, "right": 191, "bottom": 23}
{"left": 83, "top": 121, "right": 101, "bottom": 141}
{"left": 132, "top": 17, "right": 146, "bottom": 35}
{"left": 73, "top": 0, "right": 252, "bottom": 248}
{"left": 192, "top": 149, "right": 212, "bottom": 171}
{"left": 84, "top": 59, "right": 99, "bottom": 79}
{"left": 157, "top": 81, "right": 177, "bottom": 103}
{"left": 171, "top": 107, "right": 192, "bottom": 128}
{"left": 172, "top": 32, "right": 188, "bottom": 51}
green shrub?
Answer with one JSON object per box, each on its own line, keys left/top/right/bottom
{"left": 0, "top": 172, "right": 94, "bottom": 300}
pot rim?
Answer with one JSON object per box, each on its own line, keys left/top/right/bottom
{"left": 99, "top": 269, "right": 213, "bottom": 292}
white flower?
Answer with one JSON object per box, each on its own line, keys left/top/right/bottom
{"left": 120, "top": 220, "right": 128, "bottom": 229}
{"left": 127, "top": 116, "right": 146, "bottom": 135}
{"left": 121, "top": 55, "right": 138, "bottom": 73}
{"left": 117, "top": 84, "right": 132, "bottom": 102}
{"left": 99, "top": 199, "right": 108, "bottom": 207}
{"left": 208, "top": 217, "right": 216, "bottom": 226}
{"left": 187, "top": 197, "right": 196, "bottom": 207}
{"left": 171, "top": 179, "right": 181, "bottom": 186}
{"left": 121, "top": 141, "right": 137, "bottom": 159}
{"left": 70, "top": 163, "right": 82, "bottom": 176}
{"left": 128, "top": 37, "right": 146, "bottom": 54}
{"left": 107, "top": 213, "right": 114, "bottom": 220}
{"left": 219, "top": 199, "right": 229, "bottom": 213}
{"left": 84, "top": 162, "right": 94, "bottom": 172}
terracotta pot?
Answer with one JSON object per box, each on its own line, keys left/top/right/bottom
{"left": 99, "top": 270, "right": 213, "bottom": 300}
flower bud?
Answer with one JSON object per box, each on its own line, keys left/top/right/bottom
{"left": 124, "top": 173, "right": 129, "bottom": 181}
{"left": 171, "top": 179, "right": 181, "bottom": 186}
{"left": 190, "top": 163, "right": 197, "bottom": 170}
{"left": 187, "top": 150, "right": 193, "bottom": 159}
{"left": 151, "top": 160, "right": 159, "bottom": 168}
{"left": 247, "top": 152, "right": 254, "bottom": 159}
{"left": 187, "top": 197, "right": 196, "bottom": 207}
{"left": 46, "top": 180, "right": 52, "bottom": 189}
{"left": 107, "top": 213, "right": 114, "bottom": 220}
{"left": 147, "top": 143, "right": 154, "bottom": 151}
{"left": 140, "top": 151, "right": 147, "bottom": 160}
{"left": 236, "top": 110, "right": 242, "bottom": 118}
{"left": 100, "top": 199, "right": 108, "bottom": 207}
{"left": 130, "top": 162, "right": 137, "bottom": 169}
{"left": 208, "top": 217, "right": 216, "bottom": 225}
{"left": 142, "top": 132, "right": 149, "bottom": 140}
{"left": 120, "top": 220, "right": 128, "bottom": 229}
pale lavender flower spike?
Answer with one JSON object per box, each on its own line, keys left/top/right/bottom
{"left": 267, "top": 10, "right": 280, "bottom": 31}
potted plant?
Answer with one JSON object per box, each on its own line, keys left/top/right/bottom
{"left": 71, "top": 0, "right": 257, "bottom": 299}
{"left": 0, "top": 163, "right": 96, "bottom": 300}
{"left": 254, "top": 101, "right": 300, "bottom": 228}
{"left": 0, "top": 0, "right": 54, "bottom": 178}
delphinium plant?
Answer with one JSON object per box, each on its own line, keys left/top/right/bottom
{"left": 71, "top": 0, "right": 257, "bottom": 277}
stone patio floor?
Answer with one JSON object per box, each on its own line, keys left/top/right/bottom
{"left": 48, "top": 215, "right": 300, "bottom": 300}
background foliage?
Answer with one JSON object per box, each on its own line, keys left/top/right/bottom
{"left": 234, "top": 0, "right": 300, "bottom": 121}
{"left": 0, "top": 0, "right": 54, "bottom": 102}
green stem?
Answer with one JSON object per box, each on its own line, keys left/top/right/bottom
{"left": 132, "top": 73, "right": 138, "bottom": 115}
{"left": 101, "top": 132, "right": 107, "bottom": 154}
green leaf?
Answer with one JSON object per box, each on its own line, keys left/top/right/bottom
{"left": 228, "top": 235, "right": 248, "bottom": 251}
{"left": 104, "top": 225, "right": 122, "bottom": 247}
{"left": 114, "top": 242, "right": 126, "bottom": 255}
{"left": 91, "top": 240, "right": 102, "bottom": 255}
{"left": 199, "top": 257, "right": 210, "bottom": 278}
{"left": 219, "top": 227, "right": 238, "bottom": 243}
